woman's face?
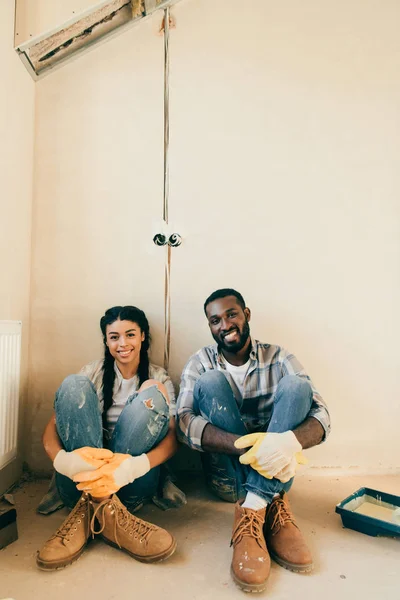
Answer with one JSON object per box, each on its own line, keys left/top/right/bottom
{"left": 105, "top": 319, "right": 145, "bottom": 371}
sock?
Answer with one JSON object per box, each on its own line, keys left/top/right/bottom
{"left": 242, "top": 492, "right": 268, "bottom": 511}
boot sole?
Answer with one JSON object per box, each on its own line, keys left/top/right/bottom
{"left": 100, "top": 534, "right": 177, "bottom": 563}
{"left": 230, "top": 566, "right": 268, "bottom": 593}
{"left": 269, "top": 551, "right": 313, "bottom": 574}
{"left": 36, "top": 542, "right": 88, "bottom": 571}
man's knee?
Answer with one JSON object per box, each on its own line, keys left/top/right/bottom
{"left": 275, "top": 375, "right": 311, "bottom": 401}
{"left": 194, "top": 370, "right": 228, "bottom": 399}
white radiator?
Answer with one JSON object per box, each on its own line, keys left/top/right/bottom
{"left": 0, "top": 321, "right": 22, "bottom": 470}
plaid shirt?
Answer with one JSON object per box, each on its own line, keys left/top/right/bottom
{"left": 176, "top": 338, "right": 330, "bottom": 452}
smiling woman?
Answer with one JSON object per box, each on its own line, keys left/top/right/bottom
{"left": 106, "top": 321, "right": 145, "bottom": 368}
{"left": 36, "top": 305, "right": 182, "bottom": 572}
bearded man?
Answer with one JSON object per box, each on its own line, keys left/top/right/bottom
{"left": 176, "top": 288, "right": 330, "bottom": 593}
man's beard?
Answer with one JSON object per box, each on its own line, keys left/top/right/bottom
{"left": 214, "top": 320, "right": 251, "bottom": 354}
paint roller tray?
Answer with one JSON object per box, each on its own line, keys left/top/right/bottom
{"left": 336, "top": 487, "right": 400, "bottom": 538}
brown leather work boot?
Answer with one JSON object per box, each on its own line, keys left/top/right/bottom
{"left": 230, "top": 502, "right": 271, "bottom": 593}
{"left": 91, "top": 494, "right": 176, "bottom": 563}
{"left": 37, "top": 493, "right": 92, "bottom": 570}
{"left": 264, "top": 493, "right": 313, "bottom": 573}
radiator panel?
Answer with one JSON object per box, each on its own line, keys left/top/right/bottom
{"left": 0, "top": 321, "right": 22, "bottom": 470}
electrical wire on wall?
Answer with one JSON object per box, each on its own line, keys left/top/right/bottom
{"left": 163, "top": 7, "right": 171, "bottom": 371}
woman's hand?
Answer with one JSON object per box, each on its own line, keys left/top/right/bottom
{"left": 53, "top": 447, "right": 113, "bottom": 480}
{"left": 73, "top": 452, "right": 150, "bottom": 496}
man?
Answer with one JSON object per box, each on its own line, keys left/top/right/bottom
{"left": 176, "top": 288, "right": 330, "bottom": 593}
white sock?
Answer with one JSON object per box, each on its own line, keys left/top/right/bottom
{"left": 242, "top": 492, "right": 268, "bottom": 511}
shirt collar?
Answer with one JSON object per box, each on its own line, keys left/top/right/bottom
{"left": 214, "top": 336, "right": 258, "bottom": 366}
{"left": 113, "top": 361, "right": 139, "bottom": 385}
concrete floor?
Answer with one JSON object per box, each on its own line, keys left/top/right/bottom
{"left": 0, "top": 473, "right": 399, "bottom": 600}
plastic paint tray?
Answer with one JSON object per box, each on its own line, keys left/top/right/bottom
{"left": 336, "top": 487, "right": 400, "bottom": 538}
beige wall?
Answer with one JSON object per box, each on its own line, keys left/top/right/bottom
{"left": 28, "top": 0, "right": 400, "bottom": 474}
{"left": 0, "top": 0, "right": 35, "bottom": 492}
{"left": 28, "top": 15, "right": 166, "bottom": 473}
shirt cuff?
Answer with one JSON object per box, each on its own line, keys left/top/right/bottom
{"left": 308, "top": 409, "right": 331, "bottom": 441}
{"left": 184, "top": 414, "right": 210, "bottom": 452}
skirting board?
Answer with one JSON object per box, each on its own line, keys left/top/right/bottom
{"left": 0, "top": 459, "right": 22, "bottom": 497}
{"left": 298, "top": 466, "right": 400, "bottom": 478}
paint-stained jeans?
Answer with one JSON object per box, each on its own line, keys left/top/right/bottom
{"left": 54, "top": 375, "right": 170, "bottom": 512}
{"left": 194, "top": 372, "right": 313, "bottom": 504}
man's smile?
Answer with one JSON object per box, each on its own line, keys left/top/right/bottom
{"left": 222, "top": 329, "right": 239, "bottom": 342}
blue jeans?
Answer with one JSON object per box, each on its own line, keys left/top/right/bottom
{"left": 194, "top": 372, "right": 313, "bottom": 504}
{"left": 54, "top": 375, "right": 170, "bottom": 512}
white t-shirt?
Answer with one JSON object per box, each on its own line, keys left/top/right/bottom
{"left": 106, "top": 375, "right": 138, "bottom": 435}
{"left": 221, "top": 355, "right": 251, "bottom": 397}
{"left": 79, "top": 359, "right": 176, "bottom": 435}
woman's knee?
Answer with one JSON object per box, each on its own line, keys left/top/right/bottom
{"left": 56, "top": 374, "right": 96, "bottom": 410}
{"left": 139, "top": 379, "right": 169, "bottom": 405}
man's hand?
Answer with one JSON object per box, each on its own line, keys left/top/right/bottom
{"left": 234, "top": 431, "right": 306, "bottom": 480}
{"left": 73, "top": 453, "right": 150, "bottom": 496}
{"left": 53, "top": 447, "right": 114, "bottom": 480}
{"left": 273, "top": 456, "right": 297, "bottom": 483}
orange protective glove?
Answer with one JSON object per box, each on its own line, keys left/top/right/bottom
{"left": 53, "top": 447, "right": 113, "bottom": 480}
{"left": 73, "top": 452, "right": 150, "bottom": 496}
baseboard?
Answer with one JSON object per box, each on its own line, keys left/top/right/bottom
{"left": 0, "top": 458, "right": 22, "bottom": 495}
{"left": 301, "top": 466, "right": 400, "bottom": 477}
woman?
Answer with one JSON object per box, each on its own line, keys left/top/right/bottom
{"left": 37, "top": 306, "right": 179, "bottom": 570}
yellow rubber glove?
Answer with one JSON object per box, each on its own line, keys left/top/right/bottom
{"left": 73, "top": 452, "right": 150, "bottom": 496}
{"left": 273, "top": 455, "right": 307, "bottom": 483}
{"left": 234, "top": 432, "right": 307, "bottom": 481}
{"left": 53, "top": 447, "right": 114, "bottom": 480}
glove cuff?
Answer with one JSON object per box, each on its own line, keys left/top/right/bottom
{"left": 53, "top": 449, "right": 69, "bottom": 477}
{"left": 118, "top": 453, "right": 151, "bottom": 485}
{"left": 286, "top": 430, "right": 302, "bottom": 451}
{"left": 131, "top": 453, "right": 151, "bottom": 478}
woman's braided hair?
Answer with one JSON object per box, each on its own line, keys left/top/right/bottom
{"left": 100, "top": 306, "right": 150, "bottom": 432}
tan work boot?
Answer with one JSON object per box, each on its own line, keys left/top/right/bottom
{"left": 37, "top": 493, "right": 92, "bottom": 570}
{"left": 264, "top": 493, "right": 313, "bottom": 573}
{"left": 230, "top": 502, "right": 271, "bottom": 593}
{"left": 91, "top": 494, "right": 176, "bottom": 563}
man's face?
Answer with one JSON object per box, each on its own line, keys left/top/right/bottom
{"left": 206, "top": 296, "right": 251, "bottom": 353}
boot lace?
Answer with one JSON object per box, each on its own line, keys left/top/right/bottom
{"left": 54, "top": 494, "right": 90, "bottom": 543}
{"left": 231, "top": 509, "right": 265, "bottom": 549}
{"left": 90, "top": 496, "right": 157, "bottom": 549}
{"left": 268, "top": 496, "right": 296, "bottom": 536}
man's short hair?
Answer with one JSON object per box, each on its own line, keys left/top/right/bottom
{"left": 203, "top": 288, "right": 246, "bottom": 314}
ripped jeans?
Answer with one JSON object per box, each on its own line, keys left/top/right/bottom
{"left": 54, "top": 375, "right": 170, "bottom": 512}
{"left": 193, "top": 372, "right": 313, "bottom": 504}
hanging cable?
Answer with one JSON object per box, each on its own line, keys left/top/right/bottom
{"left": 163, "top": 7, "right": 170, "bottom": 224}
{"left": 163, "top": 7, "right": 171, "bottom": 371}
